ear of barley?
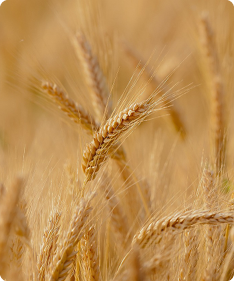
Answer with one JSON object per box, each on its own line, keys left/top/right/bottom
{"left": 37, "top": 211, "right": 61, "bottom": 281}
{"left": 122, "top": 42, "right": 186, "bottom": 137}
{"left": 132, "top": 210, "right": 234, "bottom": 248}
{"left": 199, "top": 13, "right": 226, "bottom": 174}
{"left": 42, "top": 82, "right": 99, "bottom": 133}
{"left": 48, "top": 195, "right": 93, "bottom": 281}
{"left": 73, "top": 32, "right": 110, "bottom": 121}
{"left": 82, "top": 98, "right": 158, "bottom": 183}
{"left": 0, "top": 177, "right": 23, "bottom": 274}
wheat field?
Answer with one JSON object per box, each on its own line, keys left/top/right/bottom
{"left": 0, "top": 0, "right": 234, "bottom": 280}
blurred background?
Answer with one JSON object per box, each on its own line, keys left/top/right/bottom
{"left": 0, "top": 0, "right": 234, "bottom": 216}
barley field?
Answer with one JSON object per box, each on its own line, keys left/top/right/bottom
{"left": 0, "top": 0, "right": 234, "bottom": 280}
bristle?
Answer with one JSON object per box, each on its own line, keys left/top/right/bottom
{"left": 101, "top": 181, "right": 129, "bottom": 247}
{"left": 122, "top": 42, "right": 186, "bottom": 137}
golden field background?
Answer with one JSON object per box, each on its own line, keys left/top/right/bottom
{"left": 0, "top": 0, "right": 234, "bottom": 280}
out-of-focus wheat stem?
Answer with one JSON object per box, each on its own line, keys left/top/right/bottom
{"left": 0, "top": 178, "right": 23, "bottom": 277}
{"left": 0, "top": 177, "right": 23, "bottom": 275}
{"left": 117, "top": 162, "right": 151, "bottom": 218}
{"left": 101, "top": 180, "right": 129, "bottom": 247}
{"left": 127, "top": 246, "right": 145, "bottom": 281}
{"left": 220, "top": 228, "right": 234, "bottom": 281}
{"left": 202, "top": 168, "right": 223, "bottom": 281}
{"left": 199, "top": 13, "right": 226, "bottom": 174}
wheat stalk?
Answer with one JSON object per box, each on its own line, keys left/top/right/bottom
{"left": 42, "top": 82, "right": 99, "bottom": 133}
{"left": 73, "top": 32, "right": 110, "bottom": 121}
{"left": 48, "top": 195, "right": 93, "bottom": 281}
{"left": 82, "top": 97, "right": 159, "bottom": 184}
{"left": 0, "top": 177, "right": 23, "bottom": 274}
{"left": 179, "top": 230, "right": 198, "bottom": 281}
{"left": 199, "top": 13, "right": 226, "bottom": 174}
{"left": 81, "top": 226, "right": 100, "bottom": 281}
{"left": 37, "top": 211, "right": 61, "bottom": 281}
{"left": 132, "top": 210, "right": 234, "bottom": 248}
{"left": 220, "top": 227, "right": 234, "bottom": 281}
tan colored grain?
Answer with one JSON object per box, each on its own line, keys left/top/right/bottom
{"left": 73, "top": 32, "right": 110, "bottom": 121}
{"left": 81, "top": 226, "right": 100, "bottom": 281}
{"left": 0, "top": 177, "right": 23, "bottom": 275}
{"left": 199, "top": 13, "right": 226, "bottom": 174}
{"left": 133, "top": 210, "right": 234, "bottom": 248}
{"left": 179, "top": 230, "right": 198, "bottom": 281}
{"left": 37, "top": 211, "right": 61, "bottom": 281}
{"left": 48, "top": 195, "right": 93, "bottom": 281}
{"left": 82, "top": 98, "right": 156, "bottom": 183}
{"left": 42, "top": 81, "right": 99, "bottom": 133}
{"left": 220, "top": 227, "right": 234, "bottom": 281}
